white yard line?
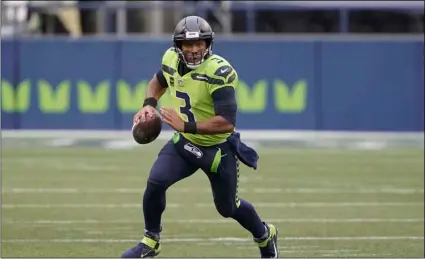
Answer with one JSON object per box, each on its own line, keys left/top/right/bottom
{"left": 2, "top": 187, "right": 424, "bottom": 194}
{"left": 195, "top": 202, "right": 424, "bottom": 208}
{"left": 1, "top": 236, "right": 423, "bottom": 244}
{"left": 3, "top": 218, "right": 424, "bottom": 225}
{"left": 1, "top": 203, "right": 178, "bottom": 208}
{"left": 2, "top": 202, "right": 423, "bottom": 209}
{"left": 334, "top": 254, "right": 391, "bottom": 257}
{"left": 280, "top": 249, "right": 358, "bottom": 253}
{"left": 3, "top": 129, "right": 424, "bottom": 142}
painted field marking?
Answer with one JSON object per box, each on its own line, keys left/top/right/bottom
{"left": 2, "top": 187, "right": 424, "bottom": 194}
{"left": 196, "top": 202, "right": 425, "bottom": 208}
{"left": 2, "top": 236, "right": 423, "bottom": 244}
{"left": 2, "top": 202, "right": 423, "bottom": 209}
{"left": 3, "top": 218, "right": 424, "bottom": 225}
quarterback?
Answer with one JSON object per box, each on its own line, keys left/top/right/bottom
{"left": 122, "top": 16, "right": 279, "bottom": 258}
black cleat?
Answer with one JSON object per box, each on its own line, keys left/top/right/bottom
{"left": 121, "top": 232, "right": 161, "bottom": 258}
{"left": 256, "top": 223, "right": 279, "bottom": 258}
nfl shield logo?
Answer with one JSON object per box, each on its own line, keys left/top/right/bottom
{"left": 177, "top": 78, "right": 184, "bottom": 87}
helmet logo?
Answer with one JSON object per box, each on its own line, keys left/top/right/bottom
{"left": 185, "top": 31, "right": 200, "bottom": 39}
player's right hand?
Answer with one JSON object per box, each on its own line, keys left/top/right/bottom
{"left": 133, "top": 105, "right": 156, "bottom": 124}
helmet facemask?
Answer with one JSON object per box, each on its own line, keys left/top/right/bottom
{"left": 174, "top": 31, "right": 213, "bottom": 69}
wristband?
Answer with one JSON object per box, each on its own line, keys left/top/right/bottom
{"left": 184, "top": 122, "right": 197, "bottom": 134}
{"left": 143, "top": 97, "right": 157, "bottom": 108}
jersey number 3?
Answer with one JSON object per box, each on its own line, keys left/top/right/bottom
{"left": 176, "top": 91, "right": 195, "bottom": 123}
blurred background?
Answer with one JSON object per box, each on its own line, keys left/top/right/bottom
{"left": 1, "top": 1, "right": 424, "bottom": 258}
{"left": 1, "top": 1, "right": 425, "bottom": 36}
{"left": 1, "top": 0, "right": 424, "bottom": 132}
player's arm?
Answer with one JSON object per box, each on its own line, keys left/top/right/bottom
{"left": 143, "top": 70, "right": 168, "bottom": 107}
{"left": 134, "top": 70, "right": 169, "bottom": 123}
{"left": 186, "top": 66, "right": 238, "bottom": 134}
{"left": 187, "top": 86, "right": 236, "bottom": 135}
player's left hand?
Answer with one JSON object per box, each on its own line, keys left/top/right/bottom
{"left": 160, "top": 107, "right": 185, "bottom": 132}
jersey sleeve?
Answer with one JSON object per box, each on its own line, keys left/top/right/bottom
{"left": 161, "top": 47, "right": 178, "bottom": 76}
{"left": 155, "top": 69, "right": 168, "bottom": 88}
{"left": 211, "top": 86, "right": 237, "bottom": 125}
{"left": 158, "top": 48, "right": 178, "bottom": 89}
{"left": 207, "top": 63, "right": 239, "bottom": 95}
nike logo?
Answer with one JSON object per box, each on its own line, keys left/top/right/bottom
{"left": 220, "top": 68, "right": 229, "bottom": 73}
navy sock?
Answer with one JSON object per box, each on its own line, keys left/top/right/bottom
{"left": 231, "top": 199, "right": 267, "bottom": 238}
{"left": 142, "top": 181, "right": 166, "bottom": 233}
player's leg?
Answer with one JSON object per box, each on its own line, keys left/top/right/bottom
{"left": 204, "top": 143, "right": 279, "bottom": 258}
{"left": 121, "top": 140, "right": 198, "bottom": 258}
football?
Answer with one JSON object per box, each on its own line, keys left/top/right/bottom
{"left": 132, "top": 111, "right": 162, "bottom": 144}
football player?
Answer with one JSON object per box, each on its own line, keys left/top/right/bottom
{"left": 121, "top": 16, "right": 279, "bottom": 258}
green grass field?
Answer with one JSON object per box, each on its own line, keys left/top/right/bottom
{"left": 1, "top": 144, "right": 424, "bottom": 257}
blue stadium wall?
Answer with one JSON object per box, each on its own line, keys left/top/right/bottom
{"left": 1, "top": 38, "right": 424, "bottom": 131}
